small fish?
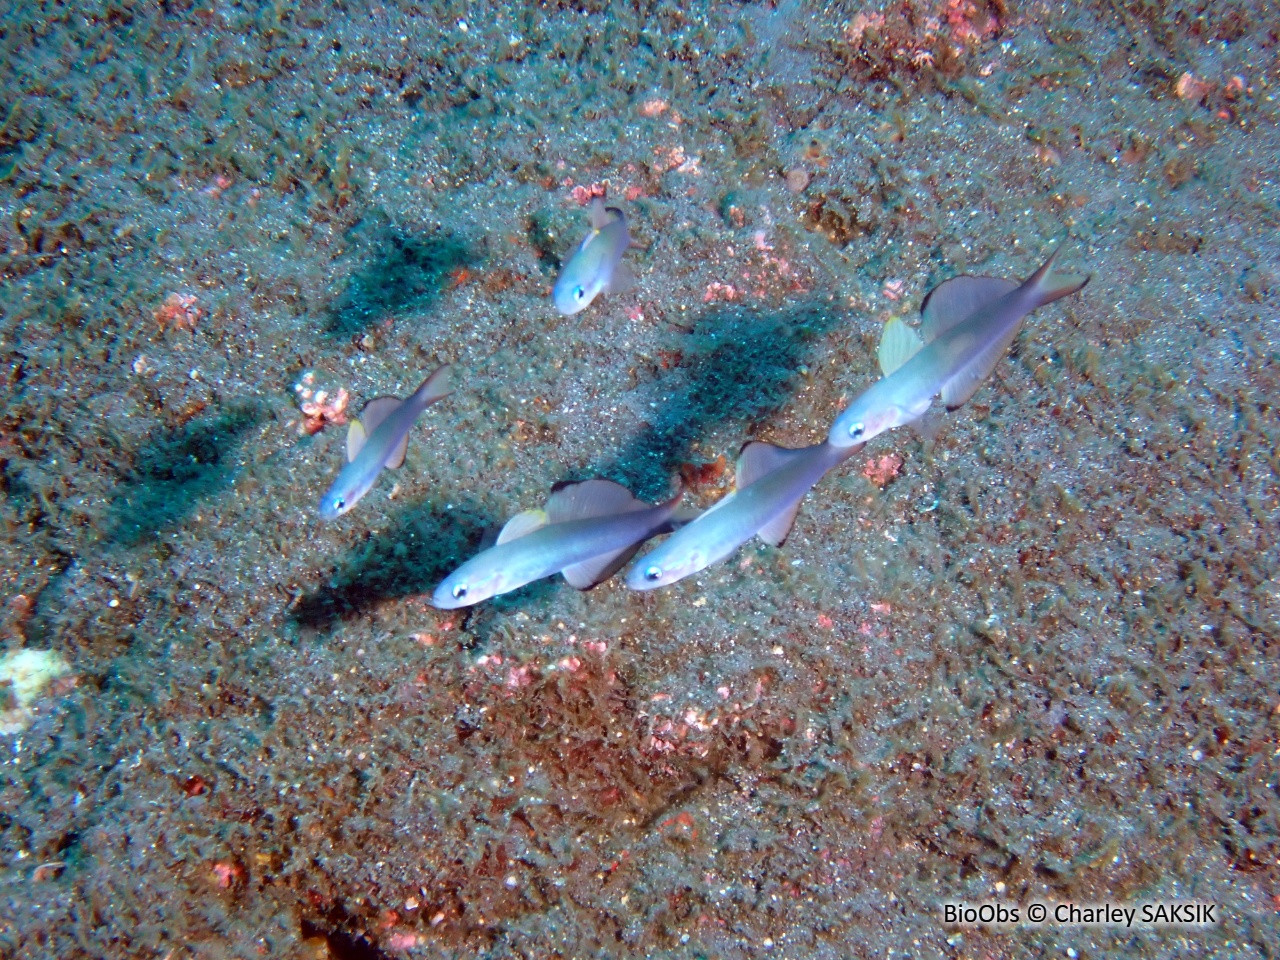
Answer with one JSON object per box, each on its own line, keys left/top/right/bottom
{"left": 626, "top": 440, "right": 859, "bottom": 590}
{"left": 318, "top": 364, "right": 453, "bottom": 520}
{"left": 830, "top": 246, "right": 1090, "bottom": 448}
{"left": 433, "top": 480, "right": 687, "bottom": 608}
{"left": 553, "top": 197, "right": 634, "bottom": 315}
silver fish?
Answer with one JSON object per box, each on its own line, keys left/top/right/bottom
{"left": 318, "top": 364, "right": 452, "bottom": 520}
{"left": 830, "top": 246, "right": 1089, "bottom": 447}
{"left": 553, "top": 197, "right": 633, "bottom": 315}
{"left": 433, "top": 479, "right": 686, "bottom": 608}
{"left": 626, "top": 440, "right": 859, "bottom": 590}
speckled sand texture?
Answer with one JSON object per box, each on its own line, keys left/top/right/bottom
{"left": 0, "top": 1, "right": 1277, "bottom": 957}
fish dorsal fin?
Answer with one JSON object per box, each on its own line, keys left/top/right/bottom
{"left": 877, "top": 316, "right": 925, "bottom": 375}
{"left": 544, "top": 478, "right": 645, "bottom": 524}
{"left": 938, "top": 317, "right": 1024, "bottom": 411}
{"left": 736, "top": 441, "right": 808, "bottom": 489}
{"left": 360, "top": 396, "right": 403, "bottom": 437}
{"left": 345, "top": 420, "right": 367, "bottom": 463}
{"left": 736, "top": 442, "right": 813, "bottom": 547}
{"left": 562, "top": 544, "right": 644, "bottom": 591}
{"left": 497, "top": 508, "right": 549, "bottom": 545}
{"left": 412, "top": 363, "right": 454, "bottom": 404}
{"left": 357, "top": 396, "right": 410, "bottom": 467}
{"left": 920, "top": 275, "right": 1019, "bottom": 342}
{"left": 589, "top": 197, "right": 611, "bottom": 230}
{"left": 757, "top": 500, "right": 803, "bottom": 547}
{"left": 560, "top": 482, "right": 676, "bottom": 590}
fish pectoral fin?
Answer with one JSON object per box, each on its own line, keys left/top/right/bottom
{"left": 604, "top": 262, "right": 636, "bottom": 296}
{"left": 908, "top": 409, "right": 945, "bottom": 443}
{"left": 736, "top": 441, "right": 809, "bottom": 489}
{"left": 939, "top": 321, "right": 1023, "bottom": 410}
{"left": 562, "top": 544, "right": 644, "bottom": 590}
{"left": 920, "top": 275, "right": 1019, "bottom": 342}
{"left": 345, "top": 420, "right": 368, "bottom": 463}
{"left": 669, "top": 505, "right": 703, "bottom": 528}
{"left": 757, "top": 500, "right": 804, "bottom": 547}
{"left": 545, "top": 478, "right": 646, "bottom": 523}
{"left": 496, "top": 509, "right": 549, "bottom": 544}
{"left": 877, "top": 316, "right": 925, "bottom": 375}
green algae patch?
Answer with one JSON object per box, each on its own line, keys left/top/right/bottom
{"left": 0, "top": 649, "right": 71, "bottom": 734}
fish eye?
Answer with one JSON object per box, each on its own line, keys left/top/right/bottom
{"left": 335, "top": 497, "right": 345, "bottom": 510}
{"left": 848, "top": 422, "right": 865, "bottom": 439}
{"left": 573, "top": 285, "right": 586, "bottom": 301}
{"left": 451, "top": 583, "right": 468, "bottom": 599}
{"left": 644, "top": 566, "right": 662, "bottom": 582}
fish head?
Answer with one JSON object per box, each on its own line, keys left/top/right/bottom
{"left": 828, "top": 397, "right": 900, "bottom": 448}
{"left": 432, "top": 560, "right": 505, "bottom": 609}
{"left": 552, "top": 241, "right": 606, "bottom": 315}
{"left": 318, "top": 483, "right": 356, "bottom": 521}
{"left": 624, "top": 542, "right": 704, "bottom": 591}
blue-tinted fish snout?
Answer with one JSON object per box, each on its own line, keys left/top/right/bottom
{"left": 553, "top": 278, "right": 594, "bottom": 315}
{"left": 319, "top": 491, "right": 348, "bottom": 521}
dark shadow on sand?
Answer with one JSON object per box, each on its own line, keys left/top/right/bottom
{"left": 291, "top": 499, "right": 495, "bottom": 632}
{"left": 326, "top": 210, "right": 480, "bottom": 337}
{"left": 104, "top": 401, "right": 262, "bottom": 547}
{"left": 592, "top": 298, "right": 844, "bottom": 499}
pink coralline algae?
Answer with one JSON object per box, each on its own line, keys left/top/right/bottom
{"left": 153, "top": 292, "right": 205, "bottom": 332}
{"left": 295, "top": 373, "right": 350, "bottom": 435}
{"left": 862, "top": 453, "right": 904, "bottom": 488}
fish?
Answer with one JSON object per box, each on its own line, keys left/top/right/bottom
{"left": 432, "top": 479, "right": 688, "bottom": 608}
{"left": 318, "top": 364, "right": 453, "bottom": 520}
{"left": 552, "top": 197, "right": 634, "bottom": 315}
{"left": 829, "top": 246, "right": 1090, "bottom": 448}
{"left": 626, "top": 440, "right": 860, "bottom": 590}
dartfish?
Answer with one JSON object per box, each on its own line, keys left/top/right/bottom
{"left": 830, "top": 246, "right": 1089, "bottom": 448}
{"left": 627, "top": 440, "right": 860, "bottom": 590}
{"left": 433, "top": 480, "right": 686, "bottom": 608}
{"left": 318, "top": 364, "right": 453, "bottom": 520}
{"left": 553, "top": 198, "right": 633, "bottom": 315}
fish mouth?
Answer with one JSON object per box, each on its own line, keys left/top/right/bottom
{"left": 429, "top": 586, "right": 463, "bottom": 609}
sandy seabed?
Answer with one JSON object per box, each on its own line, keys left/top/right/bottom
{"left": 0, "top": 1, "right": 1277, "bottom": 957}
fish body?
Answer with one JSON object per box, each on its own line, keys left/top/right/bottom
{"left": 626, "top": 440, "right": 859, "bottom": 590}
{"left": 433, "top": 480, "right": 684, "bottom": 608}
{"left": 829, "top": 247, "right": 1089, "bottom": 447}
{"left": 318, "top": 364, "right": 452, "bottom": 520}
{"left": 553, "top": 198, "right": 633, "bottom": 315}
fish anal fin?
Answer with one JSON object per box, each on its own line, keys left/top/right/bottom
{"left": 920, "top": 276, "right": 1018, "bottom": 342}
{"left": 496, "top": 509, "right": 549, "bottom": 545}
{"left": 939, "top": 322, "right": 1022, "bottom": 410}
{"left": 346, "top": 420, "right": 367, "bottom": 463}
{"left": 877, "top": 316, "right": 925, "bottom": 376}
{"left": 545, "top": 478, "right": 645, "bottom": 524}
{"left": 605, "top": 262, "right": 636, "bottom": 296}
{"left": 562, "top": 544, "right": 644, "bottom": 590}
{"left": 385, "top": 433, "right": 410, "bottom": 470}
{"left": 757, "top": 500, "right": 803, "bottom": 547}
{"left": 736, "top": 441, "right": 809, "bottom": 489}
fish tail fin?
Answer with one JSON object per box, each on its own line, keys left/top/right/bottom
{"left": 1027, "top": 244, "right": 1090, "bottom": 307}
{"left": 414, "top": 363, "right": 454, "bottom": 404}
